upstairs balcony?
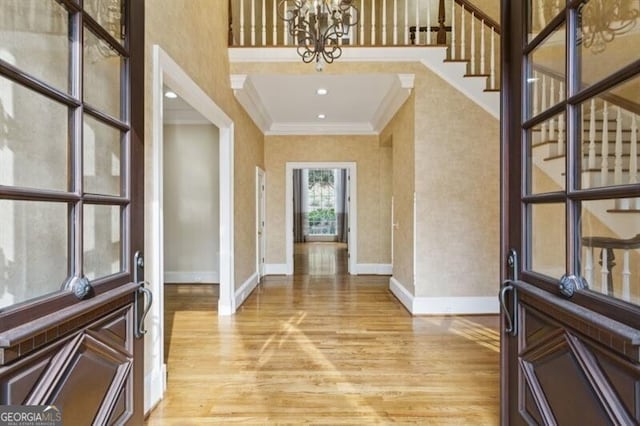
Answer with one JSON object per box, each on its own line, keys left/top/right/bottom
{"left": 228, "top": 0, "right": 501, "bottom": 91}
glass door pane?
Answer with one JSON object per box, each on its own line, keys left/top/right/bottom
{"left": 0, "top": 200, "right": 68, "bottom": 311}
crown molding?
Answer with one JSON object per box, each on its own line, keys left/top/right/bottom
{"left": 371, "top": 74, "right": 414, "bottom": 132}
{"left": 230, "top": 74, "right": 272, "bottom": 132}
{"left": 267, "top": 122, "right": 376, "bottom": 135}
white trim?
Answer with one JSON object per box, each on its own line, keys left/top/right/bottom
{"left": 163, "top": 271, "right": 219, "bottom": 283}
{"left": 230, "top": 74, "right": 272, "bottom": 132}
{"left": 389, "top": 277, "right": 414, "bottom": 314}
{"left": 143, "top": 364, "right": 165, "bottom": 417}
{"left": 285, "top": 162, "right": 357, "bottom": 275}
{"left": 389, "top": 278, "right": 499, "bottom": 315}
{"left": 371, "top": 75, "right": 414, "bottom": 133}
{"left": 355, "top": 264, "right": 393, "bottom": 275}
{"left": 148, "top": 45, "right": 235, "bottom": 412}
{"left": 267, "top": 122, "right": 377, "bottom": 135}
{"left": 235, "top": 272, "right": 260, "bottom": 309}
{"left": 265, "top": 263, "right": 288, "bottom": 275}
{"left": 228, "top": 46, "right": 446, "bottom": 63}
{"left": 412, "top": 297, "right": 500, "bottom": 315}
{"left": 256, "top": 167, "right": 266, "bottom": 279}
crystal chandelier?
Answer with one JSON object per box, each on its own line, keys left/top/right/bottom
{"left": 278, "top": 0, "right": 359, "bottom": 71}
{"left": 579, "top": 0, "right": 639, "bottom": 54}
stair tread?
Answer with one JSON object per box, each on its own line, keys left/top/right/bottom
{"left": 606, "top": 209, "right": 640, "bottom": 213}
{"left": 444, "top": 59, "right": 470, "bottom": 63}
{"left": 464, "top": 73, "right": 491, "bottom": 78}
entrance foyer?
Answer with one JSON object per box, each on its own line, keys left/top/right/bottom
{"left": 147, "top": 244, "right": 500, "bottom": 423}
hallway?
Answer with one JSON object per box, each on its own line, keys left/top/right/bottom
{"left": 146, "top": 244, "right": 500, "bottom": 424}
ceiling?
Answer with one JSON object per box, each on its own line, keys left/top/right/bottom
{"left": 163, "top": 73, "right": 414, "bottom": 135}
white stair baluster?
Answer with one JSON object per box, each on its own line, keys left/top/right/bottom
{"left": 614, "top": 107, "right": 624, "bottom": 185}
{"left": 601, "top": 248, "right": 609, "bottom": 295}
{"left": 470, "top": 12, "right": 475, "bottom": 74}
{"left": 548, "top": 79, "right": 556, "bottom": 144}
{"left": 360, "top": 0, "right": 365, "bottom": 45}
{"left": 532, "top": 71, "right": 539, "bottom": 117}
{"left": 261, "top": 0, "right": 266, "bottom": 46}
{"left": 540, "top": 74, "right": 548, "bottom": 141}
{"left": 251, "top": 0, "right": 256, "bottom": 46}
{"left": 273, "top": 0, "right": 277, "bottom": 46}
{"left": 630, "top": 114, "right": 638, "bottom": 184}
{"left": 622, "top": 249, "right": 630, "bottom": 301}
{"left": 601, "top": 101, "right": 610, "bottom": 186}
{"left": 490, "top": 28, "right": 495, "bottom": 89}
{"left": 558, "top": 84, "right": 565, "bottom": 155}
{"left": 404, "top": 0, "right": 409, "bottom": 45}
{"left": 415, "top": 0, "right": 420, "bottom": 45}
{"left": 585, "top": 246, "right": 594, "bottom": 289}
{"left": 393, "top": 0, "right": 398, "bottom": 45}
{"left": 461, "top": 5, "right": 465, "bottom": 59}
{"left": 480, "top": 20, "right": 486, "bottom": 75}
{"left": 426, "top": 0, "right": 431, "bottom": 44}
{"left": 372, "top": 0, "right": 377, "bottom": 45}
{"left": 240, "top": 0, "right": 245, "bottom": 46}
{"left": 451, "top": 0, "right": 456, "bottom": 59}
{"left": 382, "top": 0, "right": 387, "bottom": 45}
{"left": 588, "top": 99, "right": 597, "bottom": 169}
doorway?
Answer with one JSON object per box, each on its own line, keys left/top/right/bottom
{"left": 147, "top": 46, "right": 235, "bottom": 412}
{"left": 285, "top": 162, "right": 357, "bottom": 275}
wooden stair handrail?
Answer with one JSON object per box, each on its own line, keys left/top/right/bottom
{"left": 532, "top": 63, "right": 640, "bottom": 116}
{"left": 454, "top": 0, "right": 501, "bottom": 34}
{"left": 583, "top": 234, "right": 640, "bottom": 250}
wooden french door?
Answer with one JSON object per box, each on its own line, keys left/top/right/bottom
{"left": 0, "top": 0, "right": 145, "bottom": 424}
{"left": 501, "top": 0, "right": 640, "bottom": 424}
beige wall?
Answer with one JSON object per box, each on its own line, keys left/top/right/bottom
{"left": 145, "top": 0, "right": 264, "bottom": 292}
{"left": 412, "top": 65, "right": 500, "bottom": 298}
{"left": 264, "top": 135, "right": 392, "bottom": 265}
{"left": 163, "top": 124, "right": 220, "bottom": 281}
{"left": 380, "top": 94, "right": 416, "bottom": 292}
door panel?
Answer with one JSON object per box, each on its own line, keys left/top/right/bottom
{"left": 0, "top": 0, "right": 145, "bottom": 423}
{"left": 517, "top": 281, "right": 640, "bottom": 424}
{"left": 501, "top": 0, "right": 640, "bottom": 424}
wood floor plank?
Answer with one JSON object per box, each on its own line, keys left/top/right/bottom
{"left": 147, "top": 243, "right": 500, "bottom": 424}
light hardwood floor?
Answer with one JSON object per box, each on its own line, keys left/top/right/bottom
{"left": 146, "top": 243, "right": 500, "bottom": 424}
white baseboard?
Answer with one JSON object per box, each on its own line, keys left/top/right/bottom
{"left": 389, "top": 277, "right": 414, "bottom": 314}
{"left": 356, "top": 263, "right": 392, "bottom": 275}
{"left": 265, "top": 263, "right": 288, "bottom": 275}
{"left": 389, "top": 277, "right": 499, "bottom": 315}
{"left": 164, "top": 270, "right": 219, "bottom": 283}
{"left": 144, "top": 363, "right": 166, "bottom": 415}
{"left": 235, "top": 271, "right": 260, "bottom": 309}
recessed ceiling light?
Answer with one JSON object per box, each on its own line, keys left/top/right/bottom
{"left": 316, "top": 88, "right": 328, "bottom": 95}
{"left": 164, "top": 91, "right": 178, "bottom": 99}
{"left": 526, "top": 78, "right": 539, "bottom": 83}
{"left": 317, "top": 114, "right": 326, "bottom": 119}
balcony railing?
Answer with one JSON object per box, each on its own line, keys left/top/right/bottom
{"left": 229, "top": 0, "right": 501, "bottom": 90}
